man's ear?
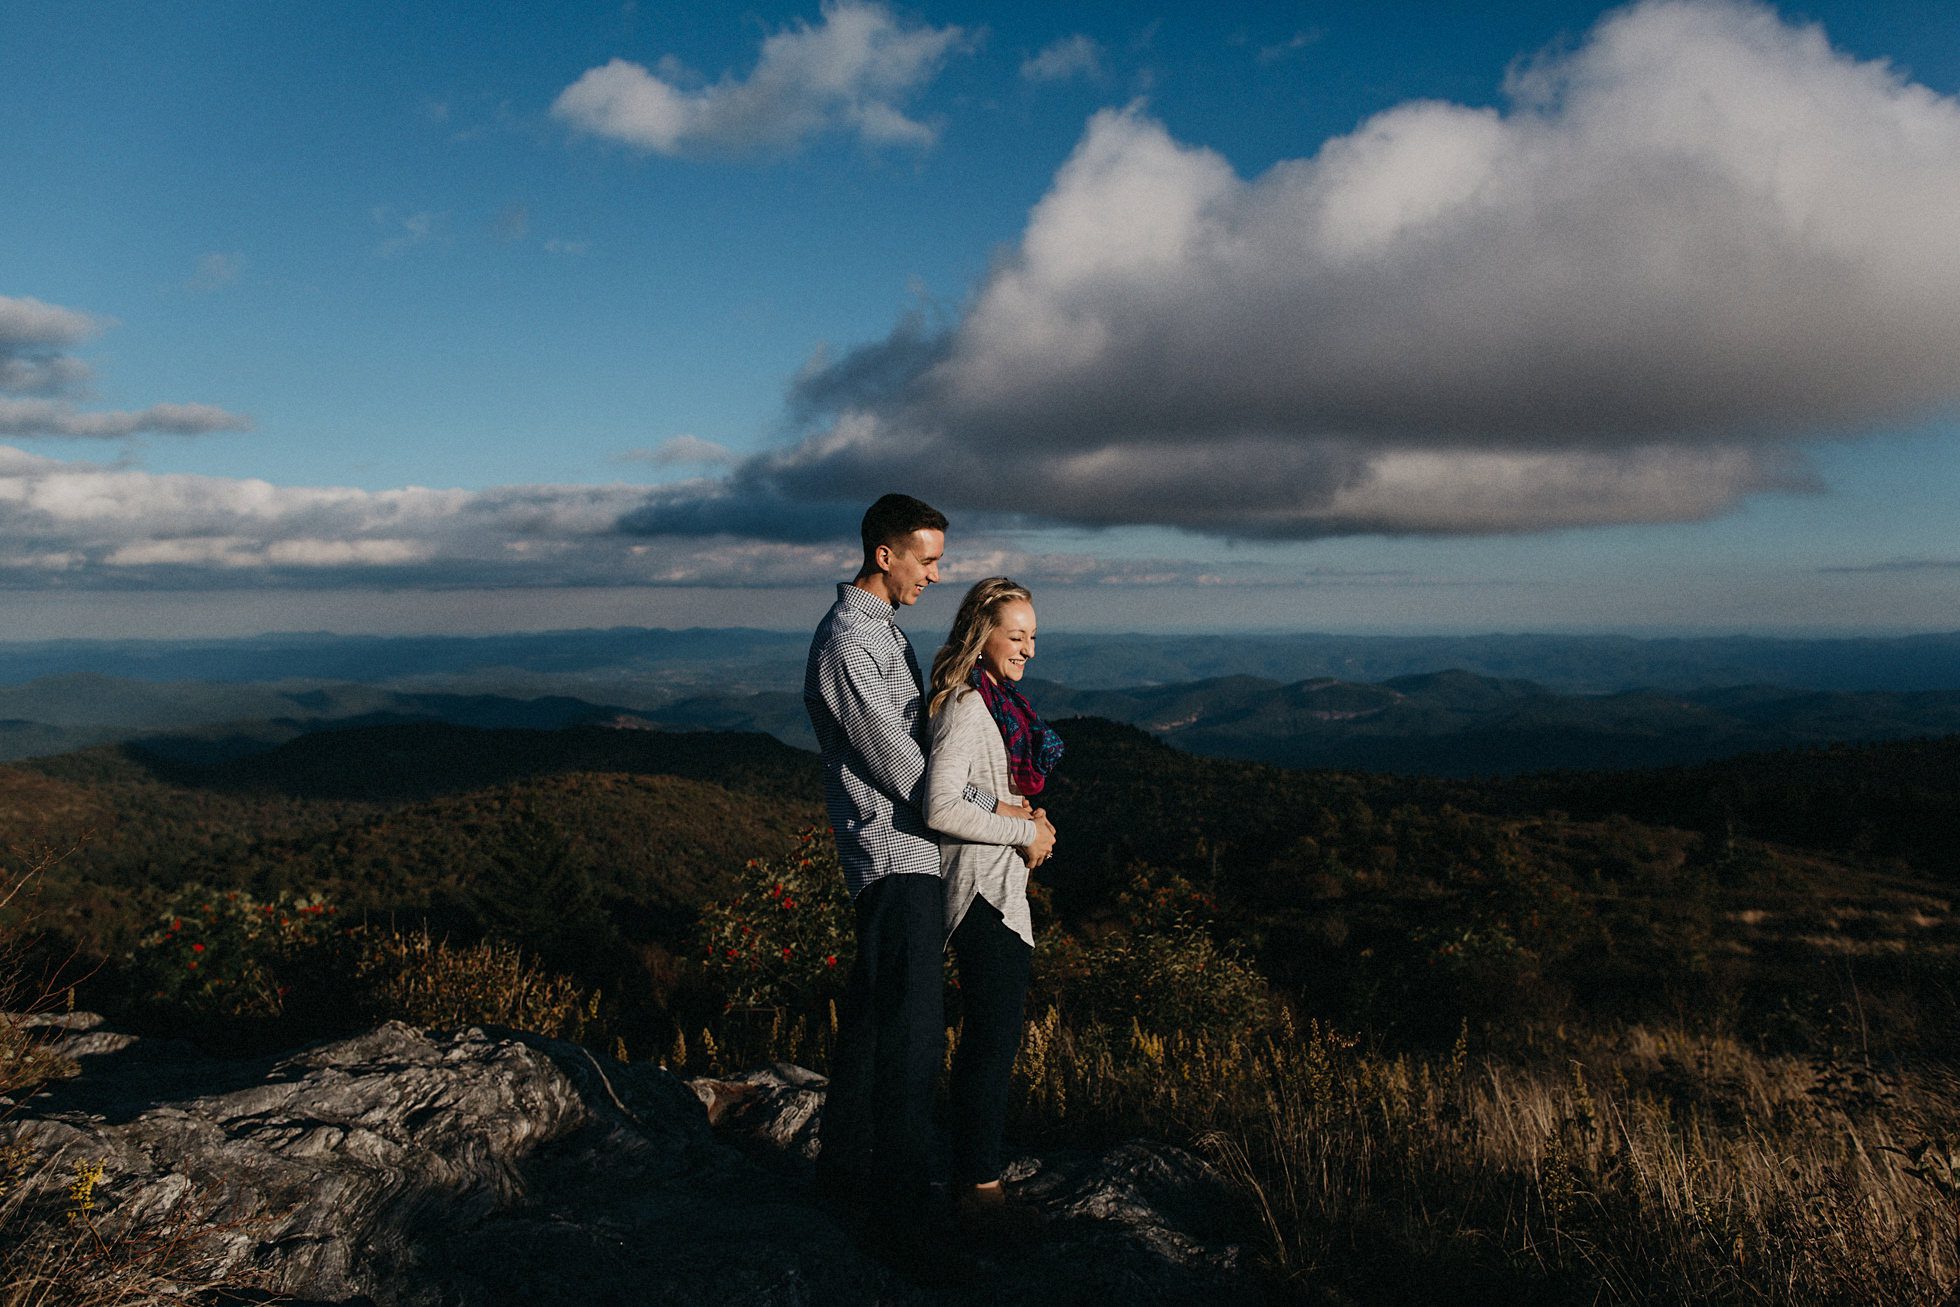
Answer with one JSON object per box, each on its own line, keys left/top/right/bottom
{"left": 873, "top": 543, "right": 894, "bottom": 572}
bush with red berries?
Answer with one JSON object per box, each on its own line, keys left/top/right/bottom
{"left": 129, "top": 886, "right": 352, "bottom": 1021}
{"left": 697, "top": 827, "right": 853, "bottom": 1012}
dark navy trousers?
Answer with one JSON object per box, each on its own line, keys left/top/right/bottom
{"left": 947, "top": 896, "right": 1033, "bottom": 1186}
{"left": 819, "top": 871, "right": 945, "bottom": 1196}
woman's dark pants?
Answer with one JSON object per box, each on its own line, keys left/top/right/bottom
{"left": 819, "top": 872, "right": 944, "bottom": 1199}
{"left": 948, "top": 896, "right": 1033, "bottom": 1186}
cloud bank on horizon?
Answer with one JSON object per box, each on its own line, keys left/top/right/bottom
{"left": 629, "top": 0, "right": 1960, "bottom": 540}
{"left": 0, "top": 442, "right": 1297, "bottom": 591}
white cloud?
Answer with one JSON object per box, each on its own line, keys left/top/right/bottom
{"left": 100, "top": 536, "right": 434, "bottom": 569}
{"left": 1256, "top": 31, "right": 1319, "bottom": 64}
{"left": 617, "top": 435, "right": 737, "bottom": 467}
{"left": 0, "top": 398, "right": 251, "bottom": 439}
{"left": 633, "top": 0, "right": 1960, "bottom": 540}
{"left": 0, "top": 294, "right": 250, "bottom": 439}
{"left": 0, "top": 355, "right": 92, "bottom": 397}
{"left": 551, "top": 0, "right": 967, "bottom": 157}
{"left": 187, "top": 252, "right": 244, "bottom": 292}
{"left": 0, "top": 295, "right": 101, "bottom": 352}
{"left": 1022, "top": 35, "right": 1102, "bottom": 83}
{"left": 373, "top": 208, "right": 442, "bottom": 257}
{"left": 0, "top": 295, "right": 102, "bottom": 395}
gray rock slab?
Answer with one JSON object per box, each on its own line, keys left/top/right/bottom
{"left": 6, "top": 1019, "right": 1262, "bottom": 1304}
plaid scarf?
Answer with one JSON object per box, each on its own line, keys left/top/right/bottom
{"left": 972, "top": 666, "right": 1065, "bottom": 797}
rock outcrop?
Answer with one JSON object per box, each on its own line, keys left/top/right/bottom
{"left": 4, "top": 1016, "right": 1255, "bottom": 1304}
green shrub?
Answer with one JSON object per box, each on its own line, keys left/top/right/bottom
{"left": 1029, "top": 861, "right": 1275, "bottom": 1039}
{"left": 125, "top": 886, "right": 351, "bottom": 1022}
{"left": 1056, "top": 921, "right": 1278, "bottom": 1039}
{"left": 120, "top": 888, "right": 611, "bottom": 1048}
{"left": 1109, "top": 862, "right": 1220, "bottom": 932}
{"left": 696, "top": 827, "right": 853, "bottom": 1012}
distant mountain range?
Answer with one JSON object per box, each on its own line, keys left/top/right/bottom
{"left": 646, "top": 670, "right": 1960, "bottom": 775}
{"left": 0, "top": 675, "right": 654, "bottom": 764}
{"left": 8, "top": 664, "right": 1960, "bottom": 776}
{"left": 0, "top": 628, "right": 808, "bottom": 690}
{"left": 1036, "top": 671, "right": 1960, "bottom": 774}
{"left": 5, "top": 626, "right": 1960, "bottom": 695}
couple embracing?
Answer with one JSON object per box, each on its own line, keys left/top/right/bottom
{"left": 803, "top": 492, "right": 1064, "bottom": 1234}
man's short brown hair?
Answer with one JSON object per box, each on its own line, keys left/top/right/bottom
{"left": 860, "top": 493, "right": 948, "bottom": 567}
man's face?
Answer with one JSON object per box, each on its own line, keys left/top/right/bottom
{"left": 881, "top": 528, "right": 944, "bottom": 606}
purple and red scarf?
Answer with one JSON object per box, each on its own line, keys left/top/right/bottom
{"left": 972, "top": 666, "right": 1065, "bottom": 797}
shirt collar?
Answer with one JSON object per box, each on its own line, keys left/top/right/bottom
{"left": 836, "top": 581, "right": 898, "bottom": 623}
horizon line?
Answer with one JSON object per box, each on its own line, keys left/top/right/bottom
{"left": 2, "top": 624, "right": 1959, "bottom": 648}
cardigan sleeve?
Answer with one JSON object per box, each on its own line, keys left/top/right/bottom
{"left": 926, "top": 694, "right": 1039, "bottom": 847}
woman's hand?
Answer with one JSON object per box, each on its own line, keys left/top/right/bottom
{"left": 1019, "top": 809, "right": 1056, "bottom": 869}
{"left": 998, "top": 798, "right": 1036, "bottom": 821}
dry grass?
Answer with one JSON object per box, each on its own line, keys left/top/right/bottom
{"left": 357, "top": 924, "right": 604, "bottom": 1043}
{"left": 1008, "top": 1008, "right": 1960, "bottom": 1303}
{"left": 670, "top": 939, "right": 1960, "bottom": 1300}
{"left": 0, "top": 1164, "right": 269, "bottom": 1307}
{"left": 667, "top": 1001, "right": 839, "bottom": 1076}
{"left": 0, "top": 844, "right": 92, "bottom": 1097}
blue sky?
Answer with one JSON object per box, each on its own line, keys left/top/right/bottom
{"left": 4, "top": 0, "right": 1960, "bottom": 638}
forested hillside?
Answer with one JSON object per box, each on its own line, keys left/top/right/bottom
{"left": 5, "top": 716, "right": 1955, "bottom": 1060}
{"left": 3, "top": 724, "right": 818, "bottom": 981}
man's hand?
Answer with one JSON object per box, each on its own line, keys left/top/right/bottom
{"left": 998, "top": 799, "right": 1035, "bottom": 821}
{"left": 1020, "top": 809, "right": 1056, "bottom": 869}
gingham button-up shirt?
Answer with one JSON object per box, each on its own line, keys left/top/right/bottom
{"left": 805, "top": 582, "right": 989, "bottom": 897}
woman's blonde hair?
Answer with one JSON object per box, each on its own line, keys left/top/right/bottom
{"left": 929, "top": 577, "right": 1033, "bottom": 717}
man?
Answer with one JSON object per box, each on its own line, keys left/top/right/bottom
{"left": 805, "top": 493, "right": 1056, "bottom": 1205}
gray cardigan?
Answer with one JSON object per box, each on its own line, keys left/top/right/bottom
{"left": 925, "top": 688, "right": 1040, "bottom": 945}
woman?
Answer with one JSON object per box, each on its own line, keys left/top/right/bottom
{"left": 923, "top": 577, "right": 1064, "bottom": 1224}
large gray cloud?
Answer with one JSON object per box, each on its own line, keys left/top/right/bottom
{"left": 629, "top": 0, "right": 1960, "bottom": 540}
{"left": 0, "top": 293, "right": 251, "bottom": 438}
{"left": 552, "top": 0, "right": 967, "bottom": 157}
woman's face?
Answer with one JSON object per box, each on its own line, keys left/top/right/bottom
{"left": 979, "top": 599, "right": 1037, "bottom": 684}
